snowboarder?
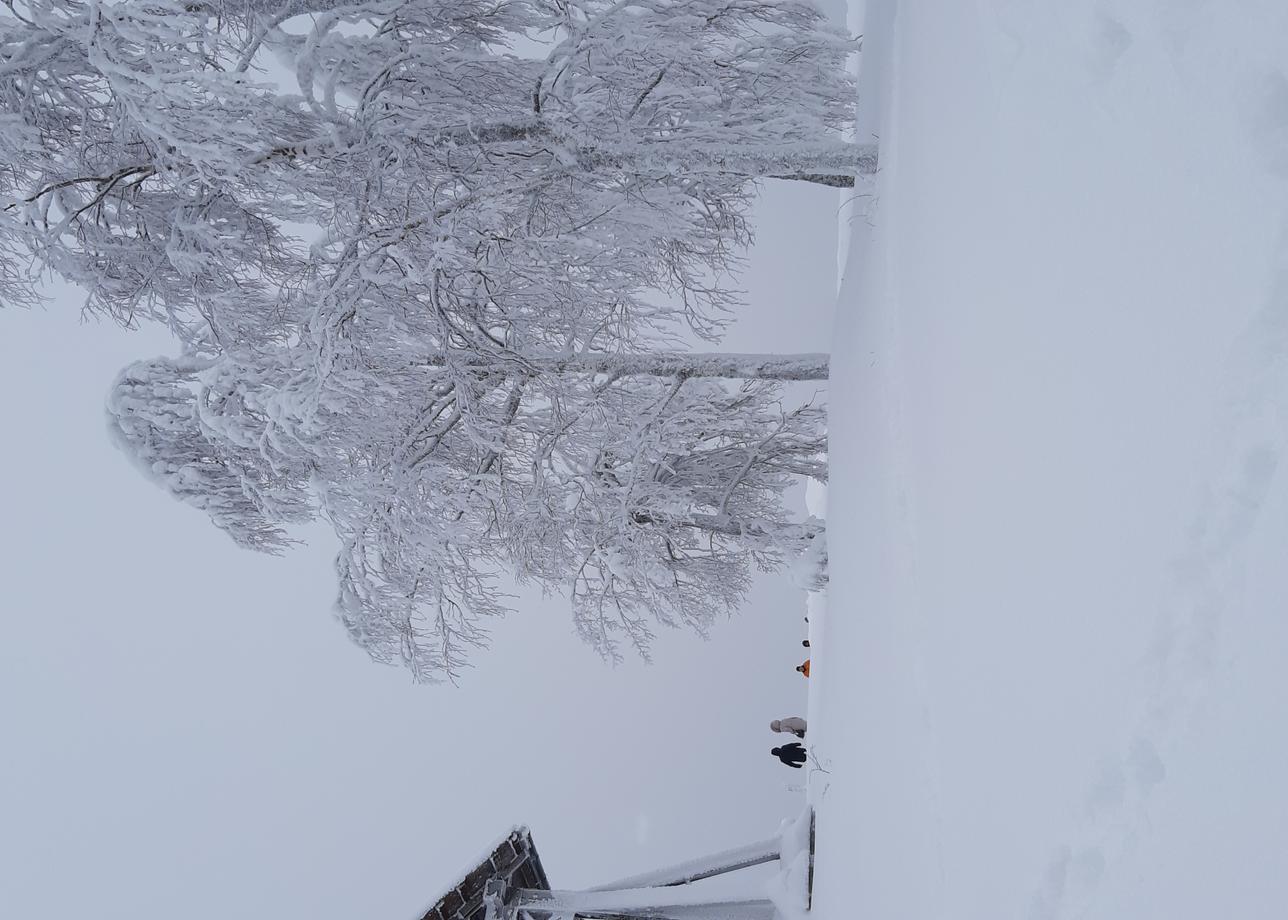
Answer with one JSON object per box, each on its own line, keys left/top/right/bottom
{"left": 772, "top": 743, "right": 807, "bottom": 768}
{"left": 796, "top": 659, "right": 810, "bottom": 677}
{"left": 770, "top": 717, "right": 807, "bottom": 738}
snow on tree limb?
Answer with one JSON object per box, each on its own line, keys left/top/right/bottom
{"left": 105, "top": 355, "right": 313, "bottom": 553}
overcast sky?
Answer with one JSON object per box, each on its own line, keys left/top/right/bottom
{"left": 0, "top": 170, "right": 841, "bottom": 919}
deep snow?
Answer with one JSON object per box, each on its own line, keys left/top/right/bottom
{"left": 807, "top": 1, "right": 1288, "bottom": 917}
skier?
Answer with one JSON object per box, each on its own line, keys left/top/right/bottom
{"left": 770, "top": 717, "right": 807, "bottom": 739}
{"left": 772, "top": 743, "right": 808, "bottom": 768}
{"left": 796, "top": 659, "right": 810, "bottom": 677}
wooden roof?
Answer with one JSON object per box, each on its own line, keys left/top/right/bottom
{"left": 417, "top": 827, "right": 551, "bottom": 920}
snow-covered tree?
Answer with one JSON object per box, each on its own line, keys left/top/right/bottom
{"left": 3, "top": 0, "right": 853, "bottom": 677}
{"left": 0, "top": 0, "right": 864, "bottom": 345}
{"left": 107, "top": 345, "right": 826, "bottom": 680}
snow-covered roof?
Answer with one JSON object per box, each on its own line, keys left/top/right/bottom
{"left": 414, "top": 826, "right": 550, "bottom": 920}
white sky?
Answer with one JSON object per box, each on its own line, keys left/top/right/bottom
{"left": 0, "top": 176, "right": 840, "bottom": 919}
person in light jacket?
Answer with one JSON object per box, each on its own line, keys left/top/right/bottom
{"left": 770, "top": 717, "right": 807, "bottom": 739}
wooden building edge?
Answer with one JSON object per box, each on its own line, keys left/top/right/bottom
{"left": 418, "top": 827, "right": 550, "bottom": 920}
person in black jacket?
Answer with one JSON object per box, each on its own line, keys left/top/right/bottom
{"left": 772, "top": 742, "right": 807, "bottom": 768}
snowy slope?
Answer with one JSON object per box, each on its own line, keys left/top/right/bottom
{"left": 809, "top": 1, "right": 1288, "bottom": 917}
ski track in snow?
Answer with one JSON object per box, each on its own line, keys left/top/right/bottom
{"left": 1024, "top": 0, "right": 1288, "bottom": 888}
{"left": 937, "top": 2, "right": 1288, "bottom": 916}
{"left": 1029, "top": 233, "right": 1288, "bottom": 920}
{"left": 1026, "top": 257, "right": 1288, "bottom": 917}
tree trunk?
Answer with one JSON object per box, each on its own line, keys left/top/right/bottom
{"left": 421, "top": 352, "right": 830, "bottom": 381}
{"left": 771, "top": 172, "right": 864, "bottom": 188}
{"left": 408, "top": 121, "right": 877, "bottom": 187}
{"left": 263, "top": 122, "right": 877, "bottom": 188}
{"left": 569, "top": 137, "right": 877, "bottom": 187}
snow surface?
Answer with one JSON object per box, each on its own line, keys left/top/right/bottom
{"left": 807, "top": 1, "right": 1288, "bottom": 917}
{"left": 765, "top": 805, "right": 813, "bottom": 920}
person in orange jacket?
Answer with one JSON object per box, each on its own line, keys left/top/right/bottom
{"left": 796, "top": 659, "right": 810, "bottom": 677}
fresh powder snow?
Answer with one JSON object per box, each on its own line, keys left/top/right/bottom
{"left": 800, "top": 1, "right": 1288, "bottom": 918}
